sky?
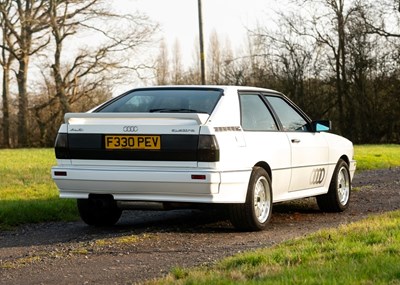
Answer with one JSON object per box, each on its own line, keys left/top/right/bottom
{"left": 116, "top": 0, "right": 281, "bottom": 64}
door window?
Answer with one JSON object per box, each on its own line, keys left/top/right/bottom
{"left": 265, "top": 96, "right": 309, "bottom": 132}
{"left": 240, "top": 94, "right": 278, "bottom": 131}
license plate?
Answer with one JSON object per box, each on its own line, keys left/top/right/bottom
{"left": 105, "top": 135, "right": 161, "bottom": 150}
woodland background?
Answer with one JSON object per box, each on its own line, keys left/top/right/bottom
{"left": 1, "top": 0, "right": 399, "bottom": 148}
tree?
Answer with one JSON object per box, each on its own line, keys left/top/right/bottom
{"left": 359, "top": 0, "right": 400, "bottom": 38}
{"left": 207, "top": 30, "right": 223, "bottom": 84}
{"left": 36, "top": 0, "right": 157, "bottom": 145}
{"left": 155, "top": 39, "right": 170, "bottom": 85}
{"left": 0, "top": 0, "right": 51, "bottom": 147}
{"left": 0, "top": 3, "right": 14, "bottom": 147}
{"left": 254, "top": 0, "right": 362, "bottom": 139}
{"left": 0, "top": 0, "right": 159, "bottom": 147}
{"left": 170, "top": 39, "right": 184, "bottom": 84}
{"left": 296, "top": 0, "right": 359, "bottom": 138}
{"left": 49, "top": 0, "right": 158, "bottom": 111}
{"left": 250, "top": 22, "right": 310, "bottom": 103}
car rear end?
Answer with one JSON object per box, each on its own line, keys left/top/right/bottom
{"left": 52, "top": 87, "right": 236, "bottom": 204}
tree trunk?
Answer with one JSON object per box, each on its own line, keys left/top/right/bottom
{"left": 53, "top": 41, "right": 70, "bottom": 114}
{"left": 1, "top": 64, "right": 11, "bottom": 148}
{"left": 1, "top": 37, "right": 11, "bottom": 147}
{"left": 50, "top": 0, "right": 70, "bottom": 114}
{"left": 16, "top": 55, "right": 29, "bottom": 147}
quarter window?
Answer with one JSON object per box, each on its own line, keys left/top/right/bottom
{"left": 265, "top": 96, "right": 309, "bottom": 131}
{"left": 240, "top": 94, "right": 278, "bottom": 131}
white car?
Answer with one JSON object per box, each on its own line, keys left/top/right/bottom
{"left": 52, "top": 86, "right": 356, "bottom": 231}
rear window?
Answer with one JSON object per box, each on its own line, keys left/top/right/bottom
{"left": 96, "top": 88, "right": 222, "bottom": 115}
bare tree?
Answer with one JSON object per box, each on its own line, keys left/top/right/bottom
{"left": 155, "top": 39, "right": 170, "bottom": 85}
{"left": 262, "top": 0, "right": 361, "bottom": 139}
{"left": 0, "top": 3, "right": 14, "bottom": 147}
{"left": 358, "top": 0, "right": 400, "bottom": 38}
{"left": 207, "top": 30, "right": 223, "bottom": 84}
{"left": 170, "top": 39, "right": 184, "bottom": 84}
{"left": 0, "top": 0, "right": 51, "bottom": 147}
{"left": 47, "top": 0, "right": 158, "bottom": 113}
{"left": 299, "top": 0, "right": 357, "bottom": 137}
{"left": 0, "top": 0, "right": 158, "bottom": 146}
{"left": 35, "top": 1, "right": 157, "bottom": 145}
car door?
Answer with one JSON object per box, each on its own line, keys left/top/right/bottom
{"left": 239, "top": 92, "right": 292, "bottom": 198}
{"left": 265, "top": 95, "right": 329, "bottom": 192}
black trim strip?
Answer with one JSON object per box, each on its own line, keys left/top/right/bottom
{"left": 66, "top": 134, "right": 199, "bottom": 161}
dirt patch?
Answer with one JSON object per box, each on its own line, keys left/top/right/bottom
{"left": 1, "top": 168, "right": 399, "bottom": 284}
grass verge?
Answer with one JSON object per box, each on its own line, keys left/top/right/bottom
{"left": 150, "top": 210, "right": 400, "bottom": 284}
{"left": 0, "top": 149, "right": 77, "bottom": 230}
{"left": 354, "top": 144, "right": 400, "bottom": 171}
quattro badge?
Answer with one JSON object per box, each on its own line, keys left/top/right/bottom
{"left": 310, "top": 168, "right": 326, "bottom": 185}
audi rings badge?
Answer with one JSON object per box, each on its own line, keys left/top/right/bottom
{"left": 310, "top": 168, "right": 326, "bottom": 185}
{"left": 123, "top": 126, "right": 138, "bottom": 132}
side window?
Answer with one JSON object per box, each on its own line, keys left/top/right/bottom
{"left": 265, "top": 96, "right": 309, "bottom": 132}
{"left": 240, "top": 94, "right": 278, "bottom": 131}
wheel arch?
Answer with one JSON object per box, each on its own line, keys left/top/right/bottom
{"left": 327, "top": 155, "right": 350, "bottom": 186}
{"left": 339, "top": 154, "right": 350, "bottom": 166}
{"left": 254, "top": 161, "right": 272, "bottom": 181}
{"left": 317, "top": 157, "right": 351, "bottom": 212}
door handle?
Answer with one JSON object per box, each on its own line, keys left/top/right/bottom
{"left": 291, "top": 139, "right": 301, "bottom": 143}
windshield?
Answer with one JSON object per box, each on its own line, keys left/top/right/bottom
{"left": 96, "top": 88, "right": 223, "bottom": 115}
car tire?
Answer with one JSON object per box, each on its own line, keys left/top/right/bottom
{"left": 317, "top": 159, "right": 351, "bottom": 212}
{"left": 229, "top": 167, "right": 273, "bottom": 231}
{"left": 77, "top": 196, "right": 122, "bottom": 226}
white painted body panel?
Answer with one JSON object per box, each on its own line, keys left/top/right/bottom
{"left": 52, "top": 85, "right": 356, "bottom": 205}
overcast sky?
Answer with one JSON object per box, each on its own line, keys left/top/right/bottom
{"left": 116, "top": 0, "right": 282, "bottom": 63}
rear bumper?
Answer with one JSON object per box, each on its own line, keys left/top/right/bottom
{"left": 51, "top": 166, "right": 251, "bottom": 203}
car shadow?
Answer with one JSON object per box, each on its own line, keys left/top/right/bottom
{"left": 0, "top": 198, "right": 323, "bottom": 249}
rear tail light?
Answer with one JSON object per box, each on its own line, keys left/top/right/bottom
{"left": 54, "top": 133, "right": 70, "bottom": 159}
{"left": 197, "top": 135, "right": 219, "bottom": 162}
{"left": 191, "top": 174, "right": 206, "bottom": 180}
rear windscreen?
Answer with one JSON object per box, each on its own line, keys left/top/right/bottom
{"left": 96, "top": 88, "right": 223, "bottom": 115}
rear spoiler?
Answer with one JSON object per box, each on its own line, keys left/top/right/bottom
{"left": 64, "top": 112, "right": 209, "bottom": 125}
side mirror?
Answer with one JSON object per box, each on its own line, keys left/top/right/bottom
{"left": 311, "top": 120, "right": 331, "bottom": 132}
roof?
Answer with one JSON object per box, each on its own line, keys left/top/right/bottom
{"left": 131, "top": 85, "right": 279, "bottom": 94}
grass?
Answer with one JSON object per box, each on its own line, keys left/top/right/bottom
{"left": 354, "top": 144, "right": 400, "bottom": 171}
{"left": 149, "top": 210, "right": 400, "bottom": 284}
{"left": 0, "top": 149, "right": 77, "bottom": 229}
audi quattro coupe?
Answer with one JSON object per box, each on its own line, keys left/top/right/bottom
{"left": 52, "top": 86, "right": 356, "bottom": 231}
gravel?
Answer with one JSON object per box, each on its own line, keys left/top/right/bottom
{"left": 0, "top": 167, "right": 399, "bottom": 285}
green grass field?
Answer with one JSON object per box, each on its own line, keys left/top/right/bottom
{"left": 0, "top": 149, "right": 77, "bottom": 229}
{"left": 355, "top": 144, "right": 400, "bottom": 171}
